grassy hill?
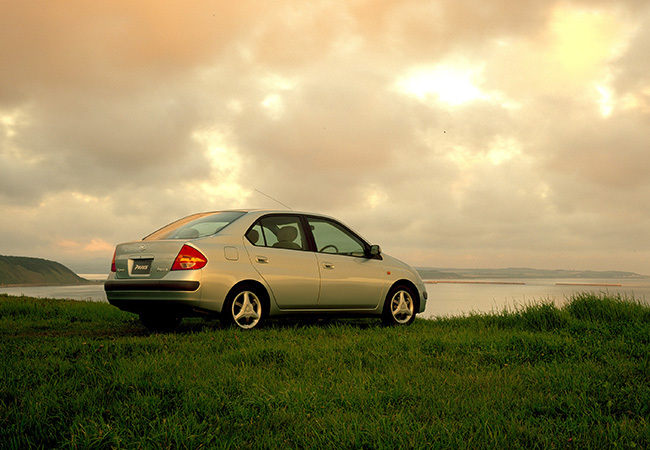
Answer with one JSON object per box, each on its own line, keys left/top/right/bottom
{"left": 0, "top": 293, "right": 648, "bottom": 448}
{"left": 0, "top": 255, "right": 88, "bottom": 286}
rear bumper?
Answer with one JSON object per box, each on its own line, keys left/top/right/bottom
{"left": 107, "top": 298, "right": 210, "bottom": 316}
{"left": 104, "top": 279, "right": 203, "bottom": 316}
{"left": 104, "top": 280, "right": 200, "bottom": 292}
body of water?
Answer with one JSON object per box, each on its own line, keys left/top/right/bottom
{"left": 1, "top": 275, "right": 648, "bottom": 317}
{"left": 0, "top": 283, "right": 109, "bottom": 302}
{"left": 422, "top": 277, "right": 650, "bottom": 318}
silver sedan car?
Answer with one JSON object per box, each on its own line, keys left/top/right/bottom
{"left": 105, "top": 210, "right": 427, "bottom": 331}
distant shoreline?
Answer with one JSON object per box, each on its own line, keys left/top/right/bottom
{"left": 425, "top": 280, "right": 526, "bottom": 285}
{"left": 416, "top": 267, "right": 646, "bottom": 280}
{"left": 0, "top": 280, "right": 104, "bottom": 288}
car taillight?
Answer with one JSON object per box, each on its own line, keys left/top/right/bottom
{"left": 111, "top": 250, "right": 116, "bottom": 272}
{"left": 171, "top": 245, "right": 207, "bottom": 270}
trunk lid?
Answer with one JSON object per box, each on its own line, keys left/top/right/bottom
{"left": 113, "top": 240, "right": 187, "bottom": 279}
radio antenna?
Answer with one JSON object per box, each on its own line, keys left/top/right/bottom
{"left": 254, "top": 189, "right": 293, "bottom": 210}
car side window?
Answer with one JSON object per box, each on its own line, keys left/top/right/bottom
{"left": 245, "top": 223, "right": 264, "bottom": 246}
{"left": 307, "top": 218, "right": 366, "bottom": 257}
{"left": 247, "top": 216, "right": 306, "bottom": 250}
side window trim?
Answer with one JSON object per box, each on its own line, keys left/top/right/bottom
{"left": 299, "top": 214, "right": 317, "bottom": 252}
{"left": 245, "top": 222, "right": 266, "bottom": 247}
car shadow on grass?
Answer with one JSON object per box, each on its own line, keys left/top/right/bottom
{"left": 169, "top": 316, "right": 384, "bottom": 334}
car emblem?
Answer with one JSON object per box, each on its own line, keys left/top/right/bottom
{"left": 139, "top": 244, "right": 147, "bottom": 252}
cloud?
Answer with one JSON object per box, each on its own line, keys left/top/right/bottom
{"left": 0, "top": 1, "right": 256, "bottom": 100}
{"left": 1, "top": 0, "right": 650, "bottom": 274}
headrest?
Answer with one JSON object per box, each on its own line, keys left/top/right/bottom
{"left": 277, "top": 226, "right": 297, "bottom": 242}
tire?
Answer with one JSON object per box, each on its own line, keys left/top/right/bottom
{"left": 139, "top": 313, "right": 182, "bottom": 332}
{"left": 224, "top": 285, "right": 265, "bottom": 330}
{"left": 382, "top": 285, "right": 417, "bottom": 326}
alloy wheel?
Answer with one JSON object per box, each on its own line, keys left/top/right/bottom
{"left": 231, "top": 289, "right": 263, "bottom": 329}
{"left": 389, "top": 289, "right": 414, "bottom": 324}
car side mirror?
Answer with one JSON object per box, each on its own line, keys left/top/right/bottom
{"left": 368, "top": 245, "right": 381, "bottom": 257}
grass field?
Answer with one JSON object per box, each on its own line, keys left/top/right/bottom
{"left": 1, "top": 292, "right": 648, "bottom": 449}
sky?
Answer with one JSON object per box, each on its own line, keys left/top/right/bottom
{"left": 1, "top": 0, "right": 650, "bottom": 275}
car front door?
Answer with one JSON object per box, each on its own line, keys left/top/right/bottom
{"left": 245, "top": 215, "right": 320, "bottom": 310}
{"left": 306, "top": 216, "right": 388, "bottom": 309}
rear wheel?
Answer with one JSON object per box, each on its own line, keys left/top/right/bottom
{"left": 382, "top": 285, "right": 416, "bottom": 326}
{"left": 139, "top": 313, "right": 181, "bottom": 332}
{"left": 224, "top": 285, "right": 265, "bottom": 330}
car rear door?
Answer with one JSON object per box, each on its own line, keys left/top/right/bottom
{"left": 244, "top": 214, "right": 320, "bottom": 310}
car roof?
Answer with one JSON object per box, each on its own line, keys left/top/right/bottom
{"left": 207, "top": 209, "right": 345, "bottom": 236}
{"left": 200, "top": 209, "right": 336, "bottom": 218}
{"left": 150, "top": 209, "right": 372, "bottom": 246}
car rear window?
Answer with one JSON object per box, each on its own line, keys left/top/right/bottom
{"left": 143, "top": 211, "right": 246, "bottom": 241}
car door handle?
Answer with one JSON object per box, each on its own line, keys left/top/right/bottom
{"left": 256, "top": 256, "right": 269, "bottom": 264}
{"left": 322, "top": 262, "right": 334, "bottom": 269}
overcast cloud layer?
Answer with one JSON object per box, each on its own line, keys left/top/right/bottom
{"left": 1, "top": 0, "right": 650, "bottom": 274}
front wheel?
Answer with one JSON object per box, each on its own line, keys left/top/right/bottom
{"left": 382, "top": 285, "right": 416, "bottom": 326}
{"left": 224, "top": 285, "right": 265, "bottom": 330}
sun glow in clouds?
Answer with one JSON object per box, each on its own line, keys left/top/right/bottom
{"left": 595, "top": 82, "right": 614, "bottom": 117}
{"left": 261, "top": 94, "right": 285, "bottom": 120}
{"left": 396, "top": 64, "right": 485, "bottom": 106}
{"left": 192, "top": 129, "right": 250, "bottom": 205}
{"left": 364, "top": 184, "right": 388, "bottom": 208}
{"left": 260, "top": 74, "right": 296, "bottom": 120}
{"left": 0, "top": 108, "right": 29, "bottom": 139}
{"left": 549, "top": 6, "right": 623, "bottom": 78}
